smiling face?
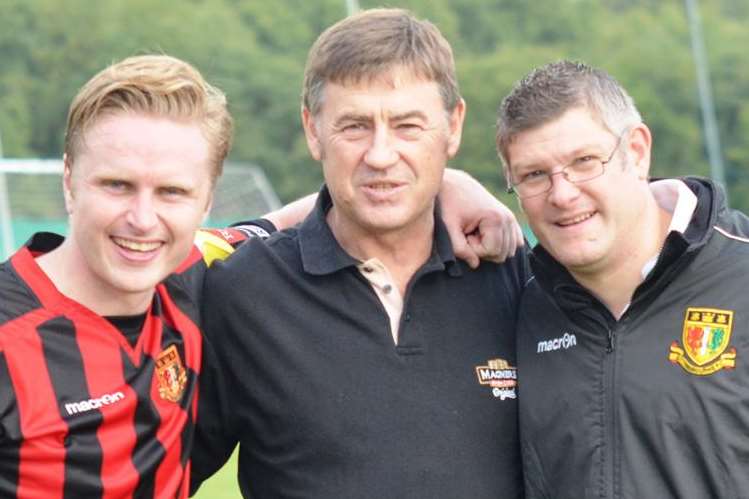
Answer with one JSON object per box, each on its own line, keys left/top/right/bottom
{"left": 507, "top": 107, "right": 652, "bottom": 276}
{"left": 302, "top": 68, "right": 465, "bottom": 243}
{"left": 62, "top": 113, "right": 213, "bottom": 309}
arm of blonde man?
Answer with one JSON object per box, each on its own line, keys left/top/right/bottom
{"left": 440, "top": 169, "right": 524, "bottom": 268}
{"left": 219, "top": 169, "right": 523, "bottom": 267}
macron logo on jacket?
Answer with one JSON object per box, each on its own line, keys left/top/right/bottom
{"left": 537, "top": 332, "right": 577, "bottom": 353}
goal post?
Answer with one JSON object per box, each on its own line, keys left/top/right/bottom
{"left": 0, "top": 159, "right": 282, "bottom": 260}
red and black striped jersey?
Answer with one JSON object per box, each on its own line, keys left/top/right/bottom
{"left": 0, "top": 232, "right": 210, "bottom": 499}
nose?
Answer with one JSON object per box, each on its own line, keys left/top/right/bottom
{"left": 364, "top": 125, "right": 398, "bottom": 169}
{"left": 546, "top": 171, "right": 581, "bottom": 207}
{"left": 126, "top": 191, "right": 159, "bottom": 232}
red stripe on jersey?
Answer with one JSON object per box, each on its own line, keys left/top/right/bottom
{"left": 159, "top": 281, "right": 202, "bottom": 424}
{"left": 143, "top": 303, "right": 188, "bottom": 498}
{"left": 10, "top": 247, "right": 145, "bottom": 368}
{"left": 149, "top": 284, "right": 203, "bottom": 497}
{"left": 174, "top": 245, "right": 203, "bottom": 274}
{"left": 10, "top": 248, "right": 67, "bottom": 310}
{"left": 159, "top": 283, "right": 202, "bottom": 374}
{"left": 73, "top": 312, "right": 141, "bottom": 499}
{"left": 3, "top": 314, "right": 67, "bottom": 498}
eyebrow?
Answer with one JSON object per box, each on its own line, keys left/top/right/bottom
{"left": 389, "top": 110, "right": 428, "bottom": 122}
{"left": 333, "top": 110, "right": 429, "bottom": 127}
{"left": 513, "top": 143, "right": 606, "bottom": 171}
{"left": 333, "top": 112, "right": 370, "bottom": 126}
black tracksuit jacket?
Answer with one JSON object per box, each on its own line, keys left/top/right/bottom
{"left": 517, "top": 177, "right": 749, "bottom": 499}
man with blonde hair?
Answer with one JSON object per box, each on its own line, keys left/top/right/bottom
{"left": 0, "top": 54, "right": 244, "bottom": 498}
{"left": 193, "top": 9, "right": 526, "bottom": 498}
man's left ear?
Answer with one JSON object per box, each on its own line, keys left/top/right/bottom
{"left": 62, "top": 154, "right": 75, "bottom": 214}
{"left": 627, "top": 123, "right": 652, "bottom": 180}
{"left": 446, "top": 98, "right": 467, "bottom": 158}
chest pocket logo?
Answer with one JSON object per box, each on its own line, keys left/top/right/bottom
{"left": 669, "top": 307, "right": 736, "bottom": 375}
{"left": 156, "top": 344, "right": 188, "bottom": 402}
{"left": 475, "top": 358, "right": 517, "bottom": 399}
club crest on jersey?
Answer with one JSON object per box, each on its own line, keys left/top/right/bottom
{"left": 475, "top": 358, "right": 517, "bottom": 400}
{"left": 156, "top": 345, "right": 188, "bottom": 402}
{"left": 669, "top": 307, "right": 736, "bottom": 375}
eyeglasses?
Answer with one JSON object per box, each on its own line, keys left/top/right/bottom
{"left": 506, "top": 129, "right": 630, "bottom": 199}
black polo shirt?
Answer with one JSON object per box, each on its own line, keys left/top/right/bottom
{"left": 192, "top": 187, "right": 527, "bottom": 499}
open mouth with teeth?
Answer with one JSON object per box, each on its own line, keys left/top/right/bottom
{"left": 365, "top": 182, "right": 402, "bottom": 190}
{"left": 112, "top": 236, "right": 162, "bottom": 253}
{"left": 556, "top": 211, "right": 595, "bottom": 227}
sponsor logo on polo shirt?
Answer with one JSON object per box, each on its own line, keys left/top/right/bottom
{"left": 669, "top": 307, "right": 736, "bottom": 375}
{"left": 537, "top": 332, "right": 577, "bottom": 353}
{"left": 475, "top": 358, "right": 517, "bottom": 400}
{"left": 64, "top": 391, "right": 125, "bottom": 416}
{"left": 156, "top": 344, "right": 188, "bottom": 402}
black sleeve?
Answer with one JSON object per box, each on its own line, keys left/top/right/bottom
{"left": 520, "top": 240, "right": 534, "bottom": 286}
{"left": 0, "top": 352, "right": 21, "bottom": 448}
{"left": 189, "top": 330, "right": 239, "bottom": 495}
{"left": 190, "top": 237, "right": 277, "bottom": 495}
{"left": 189, "top": 268, "right": 243, "bottom": 494}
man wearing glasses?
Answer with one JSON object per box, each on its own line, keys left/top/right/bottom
{"left": 499, "top": 60, "right": 749, "bottom": 498}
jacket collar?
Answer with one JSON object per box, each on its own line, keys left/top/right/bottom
{"left": 529, "top": 176, "right": 721, "bottom": 314}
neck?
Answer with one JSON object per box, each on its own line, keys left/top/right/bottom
{"left": 327, "top": 209, "right": 435, "bottom": 296}
{"left": 36, "top": 241, "right": 154, "bottom": 316}
{"left": 570, "top": 200, "right": 673, "bottom": 319}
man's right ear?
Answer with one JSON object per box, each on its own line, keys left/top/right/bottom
{"left": 301, "top": 106, "right": 323, "bottom": 161}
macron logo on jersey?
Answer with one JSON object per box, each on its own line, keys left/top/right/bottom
{"left": 537, "top": 332, "right": 577, "bottom": 353}
{"left": 64, "top": 391, "right": 125, "bottom": 416}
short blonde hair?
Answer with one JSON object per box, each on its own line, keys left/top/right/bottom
{"left": 64, "top": 54, "right": 233, "bottom": 183}
{"left": 302, "top": 8, "right": 460, "bottom": 116}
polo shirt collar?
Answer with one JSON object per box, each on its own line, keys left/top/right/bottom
{"left": 298, "top": 186, "right": 459, "bottom": 277}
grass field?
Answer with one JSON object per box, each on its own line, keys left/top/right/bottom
{"left": 193, "top": 449, "right": 242, "bottom": 499}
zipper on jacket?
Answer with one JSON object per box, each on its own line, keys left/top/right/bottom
{"left": 603, "top": 322, "right": 622, "bottom": 498}
{"left": 606, "top": 328, "right": 615, "bottom": 353}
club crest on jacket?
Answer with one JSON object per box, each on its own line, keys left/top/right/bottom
{"left": 669, "top": 307, "right": 736, "bottom": 375}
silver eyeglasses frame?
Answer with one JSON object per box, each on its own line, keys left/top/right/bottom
{"left": 506, "top": 127, "right": 631, "bottom": 199}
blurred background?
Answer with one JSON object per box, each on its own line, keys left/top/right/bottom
{"left": 2, "top": 0, "right": 748, "bottom": 256}
{"left": 1, "top": 0, "right": 746, "bottom": 495}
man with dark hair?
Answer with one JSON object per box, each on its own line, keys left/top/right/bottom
{"left": 499, "top": 60, "right": 749, "bottom": 498}
{"left": 192, "top": 8, "right": 526, "bottom": 499}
